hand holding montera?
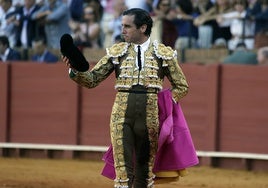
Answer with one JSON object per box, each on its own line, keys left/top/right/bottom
{"left": 60, "top": 33, "right": 89, "bottom": 72}
{"left": 62, "top": 56, "right": 72, "bottom": 69}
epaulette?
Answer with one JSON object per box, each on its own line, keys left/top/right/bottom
{"left": 153, "top": 40, "right": 177, "bottom": 60}
{"left": 106, "top": 42, "right": 129, "bottom": 58}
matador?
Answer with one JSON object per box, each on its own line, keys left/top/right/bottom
{"left": 64, "top": 8, "right": 189, "bottom": 188}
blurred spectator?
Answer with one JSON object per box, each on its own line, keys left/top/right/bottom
{"left": 222, "top": 42, "right": 258, "bottom": 64}
{"left": 101, "top": 0, "right": 114, "bottom": 14}
{"left": 69, "top": 0, "right": 83, "bottom": 21}
{"left": 32, "top": 0, "right": 71, "bottom": 49}
{"left": 192, "top": 0, "right": 214, "bottom": 15}
{"left": 257, "top": 46, "right": 268, "bottom": 65}
{"left": 192, "top": 0, "right": 214, "bottom": 48}
{"left": 212, "top": 37, "right": 228, "bottom": 48}
{"left": 246, "top": 0, "right": 268, "bottom": 34}
{"left": 194, "top": 0, "right": 233, "bottom": 47}
{"left": 0, "top": 35, "right": 21, "bottom": 62}
{"left": 69, "top": 4, "right": 101, "bottom": 49}
{"left": 0, "top": 0, "right": 19, "bottom": 48}
{"left": 151, "top": 0, "right": 178, "bottom": 48}
{"left": 12, "top": 0, "right": 24, "bottom": 8}
{"left": 171, "top": 0, "right": 199, "bottom": 50}
{"left": 84, "top": 0, "right": 104, "bottom": 22}
{"left": 217, "top": 0, "right": 255, "bottom": 50}
{"left": 15, "top": 0, "right": 45, "bottom": 60}
{"left": 101, "top": 0, "right": 127, "bottom": 48}
{"left": 36, "top": 0, "right": 45, "bottom": 6}
{"left": 254, "top": 0, "right": 268, "bottom": 32}
{"left": 125, "top": 0, "right": 152, "bottom": 12}
{"left": 247, "top": 0, "right": 268, "bottom": 48}
{"left": 31, "top": 37, "right": 59, "bottom": 63}
{"left": 145, "top": 0, "right": 155, "bottom": 13}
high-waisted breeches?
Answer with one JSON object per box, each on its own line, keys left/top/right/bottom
{"left": 110, "top": 91, "right": 159, "bottom": 188}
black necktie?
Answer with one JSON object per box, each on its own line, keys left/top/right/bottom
{"left": 137, "top": 45, "right": 142, "bottom": 71}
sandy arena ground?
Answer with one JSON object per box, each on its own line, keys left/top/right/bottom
{"left": 0, "top": 157, "right": 267, "bottom": 188}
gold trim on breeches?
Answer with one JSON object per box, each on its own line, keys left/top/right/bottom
{"left": 110, "top": 91, "right": 159, "bottom": 188}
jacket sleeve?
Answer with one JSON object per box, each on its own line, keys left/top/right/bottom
{"left": 164, "top": 57, "right": 189, "bottom": 102}
{"left": 154, "top": 41, "right": 188, "bottom": 102}
{"left": 69, "top": 55, "right": 114, "bottom": 89}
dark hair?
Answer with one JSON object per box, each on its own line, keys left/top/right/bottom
{"left": 122, "top": 8, "right": 153, "bottom": 36}
{"left": 177, "top": 0, "right": 193, "bottom": 15}
{"left": 0, "top": 35, "right": 10, "bottom": 47}
{"left": 83, "top": 5, "right": 98, "bottom": 22}
{"left": 156, "top": 0, "right": 171, "bottom": 10}
{"left": 32, "top": 37, "right": 47, "bottom": 45}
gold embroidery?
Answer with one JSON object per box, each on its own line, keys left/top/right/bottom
{"left": 111, "top": 92, "right": 159, "bottom": 187}
{"left": 115, "top": 44, "right": 165, "bottom": 90}
{"left": 69, "top": 40, "right": 189, "bottom": 188}
{"left": 106, "top": 42, "right": 129, "bottom": 58}
{"left": 153, "top": 40, "right": 177, "bottom": 60}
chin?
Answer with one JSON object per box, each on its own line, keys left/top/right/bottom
{"left": 122, "top": 36, "right": 128, "bottom": 42}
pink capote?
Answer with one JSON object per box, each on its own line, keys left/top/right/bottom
{"left": 101, "top": 89, "right": 199, "bottom": 179}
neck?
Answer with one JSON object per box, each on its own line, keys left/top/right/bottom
{"left": 136, "top": 36, "right": 149, "bottom": 45}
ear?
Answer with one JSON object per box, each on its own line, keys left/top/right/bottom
{"left": 140, "top": 24, "right": 147, "bottom": 34}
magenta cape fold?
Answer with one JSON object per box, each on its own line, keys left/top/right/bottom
{"left": 101, "top": 89, "right": 199, "bottom": 179}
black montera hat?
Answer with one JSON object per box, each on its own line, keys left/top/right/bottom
{"left": 60, "top": 34, "right": 89, "bottom": 72}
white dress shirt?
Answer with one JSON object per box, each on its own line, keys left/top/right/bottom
{"left": 134, "top": 38, "right": 150, "bottom": 70}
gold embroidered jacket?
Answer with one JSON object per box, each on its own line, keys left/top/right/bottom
{"left": 70, "top": 41, "right": 188, "bottom": 101}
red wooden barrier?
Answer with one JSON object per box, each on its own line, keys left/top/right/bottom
{"left": 7, "top": 62, "right": 79, "bottom": 145}
{"left": 219, "top": 64, "right": 268, "bottom": 154}
{"left": 79, "top": 74, "right": 116, "bottom": 146}
{"left": 0, "top": 63, "right": 9, "bottom": 142}
{"left": 1, "top": 62, "right": 268, "bottom": 170}
{"left": 217, "top": 64, "right": 268, "bottom": 170}
{"left": 180, "top": 64, "right": 220, "bottom": 151}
